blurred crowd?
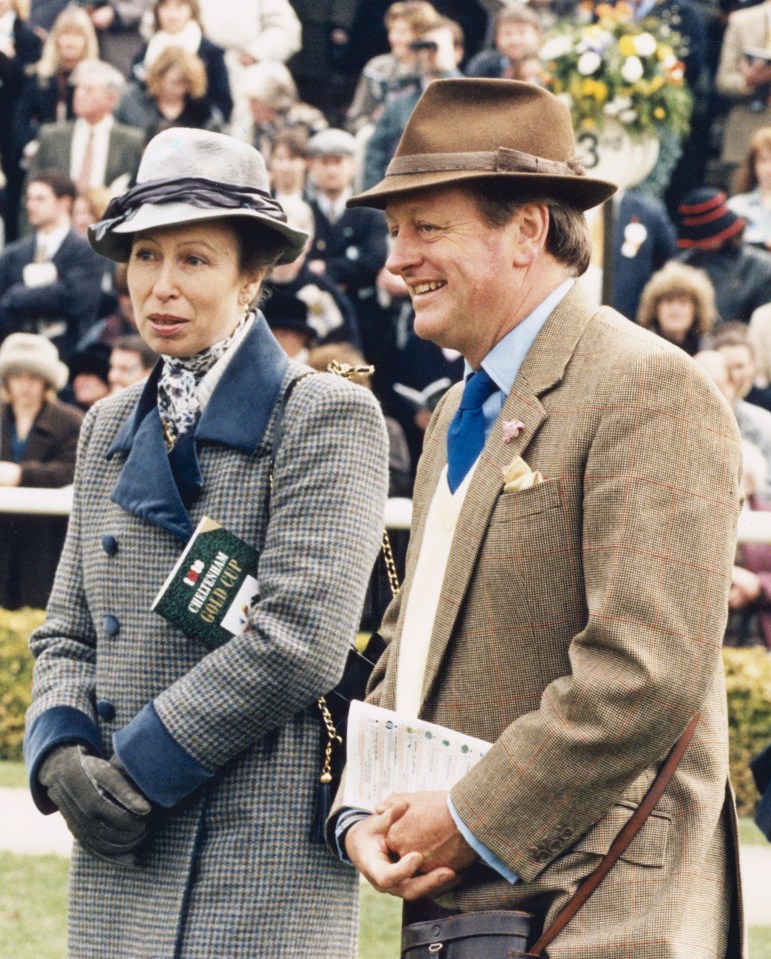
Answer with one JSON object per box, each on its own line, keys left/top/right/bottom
{"left": 3, "top": 0, "right": 771, "bottom": 645}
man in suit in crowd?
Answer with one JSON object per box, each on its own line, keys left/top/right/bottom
{"left": 332, "top": 78, "right": 744, "bottom": 958}
{"left": 26, "top": 58, "right": 143, "bottom": 199}
{"left": 0, "top": 172, "right": 104, "bottom": 361}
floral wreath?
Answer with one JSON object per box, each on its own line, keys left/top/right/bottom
{"left": 540, "top": 2, "right": 693, "bottom": 142}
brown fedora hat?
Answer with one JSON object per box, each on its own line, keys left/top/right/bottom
{"left": 348, "top": 78, "right": 617, "bottom": 211}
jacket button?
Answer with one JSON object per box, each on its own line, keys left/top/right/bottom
{"left": 560, "top": 827, "right": 574, "bottom": 839}
{"left": 535, "top": 850, "right": 550, "bottom": 863}
{"left": 549, "top": 839, "right": 562, "bottom": 852}
{"left": 96, "top": 700, "right": 116, "bottom": 721}
{"left": 101, "top": 535, "right": 118, "bottom": 556}
{"left": 103, "top": 614, "right": 120, "bottom": 637}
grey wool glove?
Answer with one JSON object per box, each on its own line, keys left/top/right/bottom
{"left": 38, "top": 744, "right": 152, "bottom": 866}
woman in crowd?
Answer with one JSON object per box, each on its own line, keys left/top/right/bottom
{"left": 637, "top": 260, "right": 718, "bottom": 356}
{"left": 31, "top": 6, "right": 98, "bottom": 129}
{"left": 344, "top": 0, "right": 437, "bottom": 134}
{"left": 0, "top": 333, "right": 83, "bottom": 610}
{"left": 729, "top": 126, "right": 771, "bottom": 250}
{"left": 268, "top": 128, "right": 309, "bottom": 203}
{"left": 72, "top": 186, "right": 112, "bottom": 238}
{"left": 118, "top": 45, "right": 223, "bottom": 141}
{"left": 23, "top": 127, "right": 388, "bottom": 959}
{"left": 131, "top": 0, "right": 231, "bottom": 122}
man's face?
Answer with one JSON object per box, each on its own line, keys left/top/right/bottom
{"left": 719, "top": 344, "right": 756, "bottom": 398}
{"left": 26, "top": 182, "right": 68, "bottom": 229}
{"left": 73, "top": 78, "right": 117, "bottom": 124}
{"left": 309, "top": 154, "right": 356, "bottom": 196}
{"left": 417, "top": 27, "right": 461, "bottom": 77}
{"left": 385, "top": 186, "right": 520, "bottom": 366}
{"left": 496, "top": 21, "right": 541, "bottom": 63}
{"left": 109, "top": 348, "right": 148, "bottom": 392}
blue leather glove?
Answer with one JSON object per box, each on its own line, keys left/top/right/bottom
{"left": 38, "top": 744, "right": 152, "bottom": 866}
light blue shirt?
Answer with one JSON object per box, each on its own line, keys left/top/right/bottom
{"left": 337, "top": 278, "right": 575, "bottom": 881}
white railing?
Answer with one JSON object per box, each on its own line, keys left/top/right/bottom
{"left": 2, "top": 488, "right": 770, "bottom": 542}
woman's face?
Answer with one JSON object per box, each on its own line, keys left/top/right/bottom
{"left": 656, "top": 292, "right": 696, "bottom": 344}
{"left": 5, "top": 371, "right": 47, "bottom": 410}
{"left": 269, "top": 144, "right": 307, "bottom": 194}
{"left": 57, "top": 30, "right": 88, "bottom": 70}
{"left": 128, "top": 221, "right": 263, "bottom": 357}
{"left": 754, "top": 145, "right": 771, "bottom": 191}
{"left": 157, "top": 64, "right": 190, "bottom": 101}
{"left": 157, "top": 0, "right": 193, "bottom": 34}
{"left": 72, "top": 196, "right": 96, "bottom": 236}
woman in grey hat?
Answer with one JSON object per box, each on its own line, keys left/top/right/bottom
{"left": 23, "top": 127, "right": 389, "bottom": 959}
{"left": 0, "top": 332, "right": 83, "bottom": 609}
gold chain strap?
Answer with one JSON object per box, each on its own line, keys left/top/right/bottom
{"left": 316, "top": 360, "right": 400, "bottom": 783}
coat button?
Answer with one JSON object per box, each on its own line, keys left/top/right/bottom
{"left": 101, "top": 535, "right": 118, "bottom": 556}
{"left": 535, "top": 850, "right": 550, "bottom": 863}
{"left": 103, "top": 614, "right": 120, "bottom": 637}
{"left": 560, "top": 827, "right": 574, "bottom": 839}
{"left": 96, "top": 700, "right": 116, "bottom": 721}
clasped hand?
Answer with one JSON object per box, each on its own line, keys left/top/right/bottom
{"left": 344, "top": 790, "right": 478, "bottom": 900}
{"left": 39, "top": 744, "right": 152, "bottom": 866}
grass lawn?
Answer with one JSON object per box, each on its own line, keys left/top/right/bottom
{"left": 0, "top": 852, "right": 68, "bottom": 959}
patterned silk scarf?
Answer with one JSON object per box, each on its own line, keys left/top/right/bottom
{"left": 157, "top": 312, "right": 248, "bottom": 450}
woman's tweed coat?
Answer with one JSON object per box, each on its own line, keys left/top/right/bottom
{"left": 24, "top": 317, "right": 389, "bottom": 959}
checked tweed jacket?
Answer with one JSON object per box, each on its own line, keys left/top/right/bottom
{"left": 366, "top": 283, "right": 745, "bottom": 958}
{"left": 24, "top": 316, "right": 389, "bottom": 959}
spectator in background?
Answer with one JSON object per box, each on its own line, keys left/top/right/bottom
{"left": 118, "top": 46, "right": 224, "bottom": 142}
{"left": 464, "top": 3, "right": 543, "bottom": 79}
{"left": 85, "top": 0, "right": 154, "bottom": 80}
{"left": 636, "top": 260, "right": 717, "bottom": 356}
{"left": 197, "top": 0, "right": 301, "bottom": 134}
{"left": 728, "top": 125, "right": 771, "bottom": 250}
{"left": 676, "top": 186, "right": 771, "bottom": 323}
{"left": 66, "top": 342, "right": 111, "bottom": 409}
{"left": 361, "top": 16, "right": 463, "bottom": 191}
{"left": 27, "top": 58, "right": 145, "bottom": 198}
{"left": 263, "top": 289, "right": 317, "bottom": 362}
{"left": 726, "top": 440, "right": 771, "bottom": 649}
{"left": 82, "top": 261, "right": 138, "bottom": 348}
{"left": 268, "top": 129, "right": 309, "bottom": 204}
{"left": 233, "top": 59, "right": 327, "bottom": 161}
{"left": 31, "top": 7, "right": 98, "bottom": 133}
{"left": 71, "top": 185, "right": 111, "bottom": 237}
{"left": 0, "top": 172, "right": 105, "bottom": 361}
{"left": 749, "top": 300, "right": 771, "bottom": 388}
{"left": 108, "top": 333, "right": 155, "bottom": 392}
{"left": 306, "top": 128, "right": 389, "bottom": 366}
{"left": 0, "top": 332, "right": 83, "bottom": 610}
{"left": 0, "top": 0, "right": 43, "bottom": 245}
{"left": 130, "top": 0, "right": 232, "bottom": 123}
{"left": 712, "top": 321, "right": 771, "bottom": 411}
{"left": 696, "top": 347, "right": 771, "bottom": 499}
{"left": 265, "top": 195, "right": 362, "bottom": 349}
{"left": 716, "top": 0, "right": 771, "bottom": 192}
{"left": 344, "top": 1, "right": 438, "bottom": 135}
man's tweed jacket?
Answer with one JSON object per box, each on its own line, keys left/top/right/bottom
{"left": 366, "top": 283, "right": 745, "bottom": 958}
{"left": 24, "top": 317, "right": 389, "bottom": 959}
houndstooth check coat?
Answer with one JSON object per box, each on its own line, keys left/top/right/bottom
{"left": 359, "top": 283, "right": 746, "bottom": 958}
{"left": 24, "top": 316, "right": 389, "bottom": 959}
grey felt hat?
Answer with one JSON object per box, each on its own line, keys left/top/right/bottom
{"left": 307, "top": 128, "right": 357, "bottom": 158}
{"left": 88, "top": 128, "right": 308, "bottom": 264}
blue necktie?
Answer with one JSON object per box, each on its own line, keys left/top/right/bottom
{"left": 446, "top": 369, "right": 498, "bottom": 493}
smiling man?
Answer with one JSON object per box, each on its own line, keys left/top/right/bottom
{"left": 330, "top": 79, "right": 745, "bottom": 959}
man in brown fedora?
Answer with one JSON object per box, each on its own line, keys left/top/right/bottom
{"left": 331, "top": 79, "right": 745, "bottom": 958}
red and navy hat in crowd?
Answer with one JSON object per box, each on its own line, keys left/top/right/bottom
{"left": 676, "top": 187, "right": 746, "bottom": 250}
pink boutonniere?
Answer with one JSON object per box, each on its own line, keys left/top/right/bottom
{"left": 501, "top": 419, "right": 525, "bottom": 444}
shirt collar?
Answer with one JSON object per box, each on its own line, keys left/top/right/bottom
{"left": 469, "top": 277, "right": 575, "bottom": 393}
{"left": 36, "top": 223, "right": 71, "bottom": 258}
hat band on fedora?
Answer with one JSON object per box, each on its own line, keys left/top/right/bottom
{"left": 386, "top": 146, "right": 587, "bottom": 180}
{"left": 92, "top": 175, "right": 288, "bottom": 244}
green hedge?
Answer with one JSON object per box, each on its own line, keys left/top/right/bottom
{"left": 0, "top": 608, "right": 45, "bottom": 761}
{"left": 1, "top": 609, "right": 770, "bottom": 816}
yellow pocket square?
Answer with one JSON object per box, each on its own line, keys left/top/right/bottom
{"left": 502, "top": 455, "right": 544, "bottom": 493}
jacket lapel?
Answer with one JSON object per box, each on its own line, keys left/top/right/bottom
{"left": 107, "top": 315, "right": 289, "bottom": 540}
{"left": 419, "top": 282, "right": 599, "bottom": 708}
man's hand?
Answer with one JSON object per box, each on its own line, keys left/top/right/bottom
{"left": 39, "top": 745, "right": 152, "bottom": 866}
{"left": 380, "top": 791, "right": 478, "bottom": 877}
{"left": 344, "top": 801, "right": 459, "bottom": 900}
{"left": 729, "top": 564, "right": 763, "bottom": 608}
